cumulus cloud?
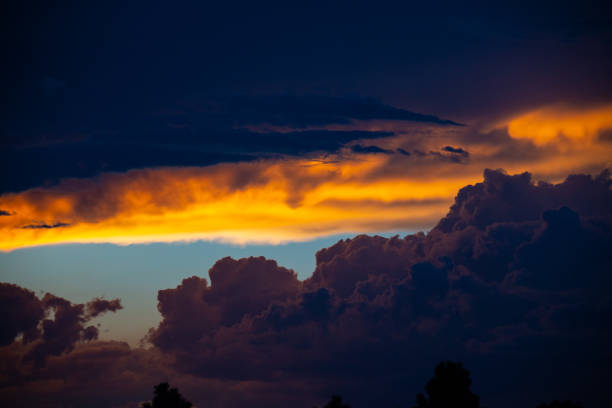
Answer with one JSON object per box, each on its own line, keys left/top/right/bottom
{"left": 0, "top": 283, "right": 44, "bottom": 346}
{"left": 142, "top": 169, "right": 610, "bottom": 406}
{"left": 149, "top": 257, "right": 300, "bottom": 353}
{"left": 0, "top": 284, "right": 122, "bottom": 367}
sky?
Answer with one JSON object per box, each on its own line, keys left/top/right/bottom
{"left": 1, "top": 2, "right": 612, "bottom": 407}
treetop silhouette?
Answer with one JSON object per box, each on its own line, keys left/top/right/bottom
{"left": 414, "top": 361, "right": 479, "bottom": 408}
{"left": 322, "top": 395, "right": 351, "bottom": 408}
{"left": 141, "top": 382, "right": 192, "bottom": 408}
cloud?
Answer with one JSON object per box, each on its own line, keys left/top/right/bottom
{"left": 397, "top": 148, "right": 411, "bottom": 156}
{"left": 20, "top": 222, "right": 70, "bottom": 229}
{"left": 1, "top": 94, "right": 462, "bottom": 194}
{"left": 142, "top": 169, "right": 610, "bottom": 405}
{"left": 0, "top": 210, "right": 11, "bottom": 216}
{"left": 0, "top": 283, "right": 44, "bottom": 346}
{"left": 506, "top": 104, "right": 612, "bottom": 145}
{"left": 222, "top": 95, "right": 463, "bottom": 128}
{"left": 149, "top": 256, "right": 300, "bottom": 353}
{"left": 350, "top": 144, "right": 394, "bottom": 154}
{"left": 0, "top": 128, "right": 393, "bottom": 194}
{"left": 2, "top": 117, "right": 611, "bottom": 251}
{"left": 2, "top": 103, "right": 612, "bottom": 250}
{"left": 86, "top": 297, "right": 123, "bottom": 318}
{"left": 0, "top": 284, "right": 122, "bottom": 367}
{"left": 435, "top": 169, "right": 612, "bottom": 232}
{"left": 0, "top": 155, "right": 462, "bottom": 251}
{"left": 442, "top": 145, "right": 469, "bottom": 156}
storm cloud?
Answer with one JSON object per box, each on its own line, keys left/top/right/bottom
{"left": 144, "top": 169, "right": 612, "bottom": 406}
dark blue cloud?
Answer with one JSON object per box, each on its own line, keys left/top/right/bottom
{"left": 442, "top": 146, "right": 469, "bottom": 156}
{"left": 20, "top": 222, "right": 70, "bottom": 229}
{"left": 350, "top": 144, "right": 394, "bottom": 154}
{"left": 0, "top": 127, "right": 396, "bottom": 193}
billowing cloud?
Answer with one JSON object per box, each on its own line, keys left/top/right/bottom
{"left": 0, "top": 283, "right": 44, "bottom": 346}
{"left": 149, "top": 256, "right": 301, "bottom": 353}
{"left": 142, "top": 169, "right": 611, "bottom": 406}
{"left": 0, "top": 284, "right": 122, "bottom": 366}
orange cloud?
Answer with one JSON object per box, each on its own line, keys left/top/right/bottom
{"left": 506, "top": 104, "right": 612, "bottom": 145}
{"left": 0, "top": 156, "right": 467, "bottom": 251}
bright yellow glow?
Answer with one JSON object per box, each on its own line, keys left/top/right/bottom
{"left": 0, "top": 157, "right": 464, "bottom": 251}
{"left": 507, "top": 104, "right": 612, "bottom": 145}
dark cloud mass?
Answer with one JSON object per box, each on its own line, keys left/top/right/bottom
{"left": 149, "top": 257, "right": 301, "bottom": 353}
{"left": 1, "top": 169, "right": 611, "bottom": 407}
{"left": 0, "top": 285, "right": 122, "bottom": 367}
{"left": 350, "top": 144, "right": 394, "bottom": 154}
{"left": 147, "top": 169, "right": 612, "bottom": 406}
{"left": 442, "top": 145, "right": 469, "bottom": 156}
{"left": 0, "top": 93, "right": 459, "bottom": 194}
{"left": 20, "top": 222, "right": 70, "bottom": 229}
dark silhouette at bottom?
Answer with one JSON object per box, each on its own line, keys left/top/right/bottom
{"left": 140, "top": 362, "right": 585, "bottom": 407}
{"left": 413, "top": 361, "right": 480, "bottom": 408}
{"left": 141, "top": 382, "right": 192, "bottom": 408}
{"left": 322, "top": 395, "right": 352, "bottom": 408}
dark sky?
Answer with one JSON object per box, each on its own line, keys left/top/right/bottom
{"left": 6, "top": 2, "right": 612, "bottom": 116}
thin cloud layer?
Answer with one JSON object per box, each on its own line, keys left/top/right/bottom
{"left": 1, "top": 169, "right": 610, "bottom": 407}
{"left": 0, "top": 94, "right": 460, "bottom": 194}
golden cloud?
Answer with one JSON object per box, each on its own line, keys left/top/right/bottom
{"left": 506, "top": 104, "right": 612, "bottom": 145}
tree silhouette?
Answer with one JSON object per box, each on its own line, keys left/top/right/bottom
{"left": 141, "top": 382, "right": 192, "bottom": 408}
{"left": 413, "top": 361, "right": 479, "bottom": 408}
{"left": 537, "top": 401, "right": 583, "bottom": 408}
{"left": 322, "top": 395, "right": 351, "bottom": 408}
